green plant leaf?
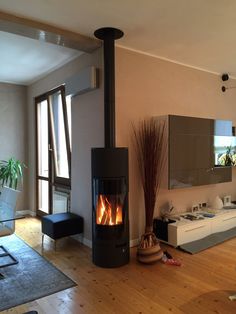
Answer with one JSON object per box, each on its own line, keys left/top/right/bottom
{"left": 0, "top": 157, "right": 26, "bottom": 190}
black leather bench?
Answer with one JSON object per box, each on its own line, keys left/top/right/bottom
{"left": 41, "top": 212, "right": 83, "bottom": 249}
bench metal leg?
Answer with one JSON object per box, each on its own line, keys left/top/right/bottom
{"left": 0, "top": 245, "right": 18, "bottom": 268}
{"left": 42, "top": 233, "right": 57, "bottom": 251}
{"left": 42, "top": 234, "right": 44, "bottom": 247}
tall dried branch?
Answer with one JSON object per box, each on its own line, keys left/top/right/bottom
{"left": 133, "top": 118, "right": 166, "bottom": 232}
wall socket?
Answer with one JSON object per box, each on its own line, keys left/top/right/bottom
{"left": 192, "top": 205, "right": 199, "bottom": 212}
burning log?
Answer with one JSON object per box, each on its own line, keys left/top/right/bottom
{"left": 96, "top": 194, "right": 123, "bottom": 225}
{"left": 101, "top": 210, "right": 108, "bottom": 224}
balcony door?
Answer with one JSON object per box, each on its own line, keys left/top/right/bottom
{"left": 35, "top": 85, "right": 71, "bottom": 216}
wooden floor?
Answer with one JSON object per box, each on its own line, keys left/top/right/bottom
{"left": 2, "top": 217, "right": 236, "bottom": 314}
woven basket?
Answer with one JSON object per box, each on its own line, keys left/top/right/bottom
{"left": 137, "top": 232, "right": 163, "bottom": 264}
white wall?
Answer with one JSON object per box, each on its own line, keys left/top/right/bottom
{"left": 27, "top": 48, "right": 103, "bottom": 243}
{"left": 0, "top": 82, "right": 27, "bottom": 210}
{"left": 71, "top": 85, "right": 104, "bottom": 242}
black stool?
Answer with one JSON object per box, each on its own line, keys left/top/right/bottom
{"left": 42, "top": 212, "right": 83, "bottom": 249}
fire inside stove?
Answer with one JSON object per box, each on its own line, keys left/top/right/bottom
{"left": 96, "top": 194, "right": 123, "bottom": 225}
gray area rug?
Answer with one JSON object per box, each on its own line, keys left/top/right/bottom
{"left": 0, "top": 234, "right": 76, "bottom": 311}
{"left": 179, "top": 226, "right": 236, "bottom": 254}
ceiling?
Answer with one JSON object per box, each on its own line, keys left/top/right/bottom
{"left": 1, "top": 0, "right": 236, "bottom": 83}
{"left": 0, "top": 31, "right": 82, "bottom": 85}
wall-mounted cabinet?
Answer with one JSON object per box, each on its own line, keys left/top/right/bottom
{"left": 158, "top": 115, "right": 232, "bottom": 189}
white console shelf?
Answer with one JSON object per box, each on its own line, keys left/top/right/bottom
{"left": 167, "top": 209, "right": 236, "bottom": 247}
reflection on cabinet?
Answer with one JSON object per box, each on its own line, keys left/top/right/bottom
{"left": 211, "top": 211, "right": 236, "bottom": 233}
{"left": 157, "top": 115, "right": 232, "bottom": 189}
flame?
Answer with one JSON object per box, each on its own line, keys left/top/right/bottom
{"left": 96, "top": 195, "right": 123, "bottom": 225}
{"left": 116, "top": 206, "right": 122, "bottom": 224}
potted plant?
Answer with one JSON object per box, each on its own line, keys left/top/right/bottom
{"left": 0, "top": 157, "right": 26, "bottom": 190}
{"left": 133, "top": 118, "right": 166, "bottom": 263}
{"left": 218, "top": 146, "right": 234, "bottom": 166}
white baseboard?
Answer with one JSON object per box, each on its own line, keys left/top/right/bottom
{"left": 29, "top": 210, "right": 36, "bottom": 216}
{"left": 16, "top": 212, "right": 140, "bottom": 249}
{"left": 73, "top": 234, "right": 139, "bottom": 249}
{"left": 130, "top": 238, "right": 139, "bottom": 247}
{"left": 72, "top": 234, "right": 92, "bottom": 248}
{"left": 16, "top": 210, "right": 36, "bottom": 217}
{"left": 82, "top": 237, "right": 92, "bottom": 248}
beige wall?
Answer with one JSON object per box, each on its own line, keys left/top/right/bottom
{"left": 116, "top": 47, "right": 236, "bottom": 240}
{"left": 0, "top": 82, "right": 27, "bottom": 210}
{"left": 26, "top": 44, "right": 236, "bottom": 244}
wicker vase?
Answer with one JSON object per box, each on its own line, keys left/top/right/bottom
{"left": 137, "top": 232, "right": 163, "bottom": 264}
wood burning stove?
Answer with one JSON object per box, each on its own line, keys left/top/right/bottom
{"left": 92, "top": 148, "right": 129, "bottom": 267}
{"left": 91, "top": 27, "right": 129, "bottom": 267}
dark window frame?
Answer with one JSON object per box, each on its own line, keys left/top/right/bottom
{"left": 35, "top": 85, "right": 71, "bottom": 216}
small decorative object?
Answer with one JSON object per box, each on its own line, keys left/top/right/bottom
{"left": 160, "top": 201, "right": 174, "bottom": 221}
{"left": 223, "top": 195, "right": 231, "bottom": 206}
{"left": 211, "top": 196, "right": 223, "bottom": 210}
{"left": 162, "top": 251, "right": 181, "bottom": 266}
{"left": 133, "top": 118, "right": 166, "bottom": 264}
{"left": 229, "top": 294, "right": 236, "bottom": 301}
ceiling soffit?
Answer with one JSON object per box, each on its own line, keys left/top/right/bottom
{"left": 0, "top": 10, "right": 101, "bottom": 52}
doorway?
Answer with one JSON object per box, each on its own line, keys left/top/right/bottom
{"left": 35, "top": 85, "right": 71, "bottom": 216}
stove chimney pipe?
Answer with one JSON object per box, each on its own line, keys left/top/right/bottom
{"left": 94, "top": 27, "right": 124, "bottom": 148}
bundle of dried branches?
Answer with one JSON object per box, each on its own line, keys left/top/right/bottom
{"left": 139, "top": 232, "right": 159, "bottom": 249}
{"left": 133, "top": 118, "right": 166, "bottom": 235}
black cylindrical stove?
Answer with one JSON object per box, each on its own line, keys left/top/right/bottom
{"left": 92, "top": 148, "right": 129, "bottom": 267}
{"left": 91, "top": 27, "right": 129, "bottom": 267}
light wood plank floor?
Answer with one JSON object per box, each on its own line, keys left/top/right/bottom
{"left": 2, "top": 217, "right": 236, "bottom": 314}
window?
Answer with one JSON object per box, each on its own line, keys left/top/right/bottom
{"left": 35, "top": 85, "right": 71, "bottom": 216}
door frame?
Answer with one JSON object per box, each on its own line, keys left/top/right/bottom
{"left": 35, "top": 85, "right": 71, "bottom": 217}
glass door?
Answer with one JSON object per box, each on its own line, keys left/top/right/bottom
{"left": 35, "top": 86, "right": 71, "bottom": 216}
{"left": 49, "top": 88, "right": 71, "bottom": 185}
{"left": 36, "top": 97, "right": 50, "bottom": 215}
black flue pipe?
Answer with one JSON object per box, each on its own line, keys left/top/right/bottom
{"left": 94, "top": 27, "right": 124, "bottom": 148}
